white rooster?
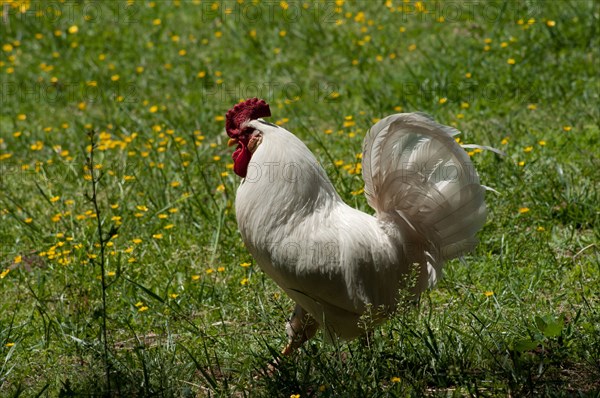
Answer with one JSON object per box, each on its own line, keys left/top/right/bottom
{"left": 226, "top": 98, "right": 488, "bottom": 355}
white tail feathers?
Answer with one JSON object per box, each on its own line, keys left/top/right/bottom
{"left": 362, "top": 113, "right": 487, "bottom": 265}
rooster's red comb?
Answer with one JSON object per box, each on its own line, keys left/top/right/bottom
{"left": 226, "top": 98, "right": 271, "bottom": 138}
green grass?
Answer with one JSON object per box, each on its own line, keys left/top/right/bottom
{"left": 1, "top": 0, "right": 599, "bottom": 396}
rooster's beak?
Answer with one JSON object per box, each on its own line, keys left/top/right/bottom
{"left": 227, "top": 138, "right": 238, "bottom": 147}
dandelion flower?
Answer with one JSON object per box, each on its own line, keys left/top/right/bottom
{"left": 519, "top": 207, "right": 530, "bottom": 214}
{"left": 484, "top": 291, "right": 494, "bottom": 297}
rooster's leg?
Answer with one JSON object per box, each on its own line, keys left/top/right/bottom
{"left": 281, "top": 304, "right": 318, "bottom": 355}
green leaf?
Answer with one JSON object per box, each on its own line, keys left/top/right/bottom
{"left": 544, "top": 315, "right": 565, "bottom": 338}
{"left": 535, "top": 314, "right": 565, "bottom": 338}
{"left": 124, "top": 277, "right": 165, "bottom": 303}
{"left": 513, "top": 339, "right": 539, "bottom": 352}
{"left": 535, "top": 316, "right": 547, "bottom": 332}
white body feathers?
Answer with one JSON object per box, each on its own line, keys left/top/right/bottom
{"left": 235, "top": 114, "right": 486, "bottom": 339}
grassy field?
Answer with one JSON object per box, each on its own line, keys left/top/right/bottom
{"left": 1, "top": 0, "right": 599, "bottom": 396}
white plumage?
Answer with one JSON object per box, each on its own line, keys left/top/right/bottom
{"left": 232, "top": 111, "right": 487, "bottom": 348}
